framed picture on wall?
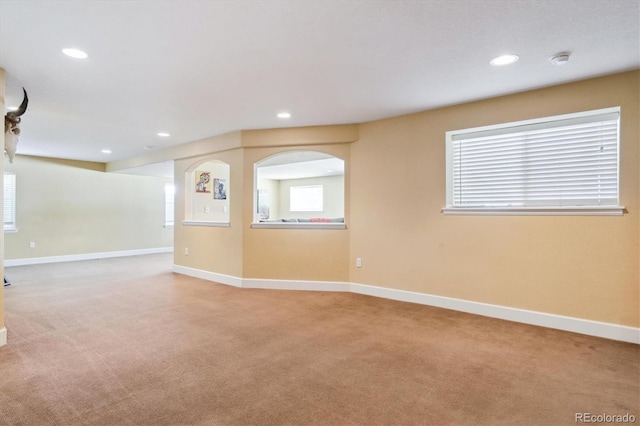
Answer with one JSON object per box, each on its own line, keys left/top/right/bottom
{"left": 195, "top": 171, "right": 211, "bottom": 193}
{"left": 214, "top": 178, "right": 227, "bottom": 200}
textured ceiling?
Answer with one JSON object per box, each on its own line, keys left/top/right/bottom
{"left": 1, "top": 0, "right": 638, "bottom": 171}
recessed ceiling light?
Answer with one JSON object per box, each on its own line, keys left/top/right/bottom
{"left": 157, "top": 132, "right": 170, "bottom": 137}
{"left": 277, "top": 112, "right": 291, "bottom": 119}
{"left": 101, "top": 149, "right": 112, "bottom": 154}
{"left": 490, "top": 54, "right": 519, "bottom": 66}
{"left": 62, "top": 48, "right": 89, "bottom": 59}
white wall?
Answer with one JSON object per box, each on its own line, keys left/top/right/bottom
{"left": 4, "top": 155, "right": 173, "bottom": 261}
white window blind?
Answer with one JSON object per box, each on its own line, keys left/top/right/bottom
{"left": 4, "top": 173, "right": 16, "bottom": 231}
{"left": 445, "top": 108, "right": 622, "bottom": 214}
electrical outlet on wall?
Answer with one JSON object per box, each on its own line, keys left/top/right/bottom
{"left": 356, "top": 257, "right": 362, "bottom": 268}
{"left": 29, "top": 242, "right": 36, "bottom": 249}
{"left": 184, "top": 247, "right": 189, "bottom": 256}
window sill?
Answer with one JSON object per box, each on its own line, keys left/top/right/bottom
{"left": 182, "top": 220, "right": 230, "bottom": 227}
{"left": 252, "top": 222, "right": 346, "bottom": 230}
{"left": 442, "top": 206, "right": 626, "bottom": 216}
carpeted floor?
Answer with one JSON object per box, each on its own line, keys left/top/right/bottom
{"left": 0, "top": 254, "right": 638, "bottom": 425}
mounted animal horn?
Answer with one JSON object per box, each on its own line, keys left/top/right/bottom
{"left": 4, "top": 88, "right": 28, "bottom": 163}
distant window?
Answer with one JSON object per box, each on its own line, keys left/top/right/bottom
{"left": 4, "top": 173, "right": 16, "bottom": 231}
{"left": 165, "top": 184, "right": 175, "bottom": 227}
{"left": 444, "top": 107, "right": 623, "bottom": 215}
{"left": 290, "top": 185, "right": 323, "bottom": 212}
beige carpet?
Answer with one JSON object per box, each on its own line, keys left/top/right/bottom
{"left": 0, "top": 254, "right": 638, "bottom": 425}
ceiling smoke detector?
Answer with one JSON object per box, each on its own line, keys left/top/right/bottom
{"left": 550, "top": 53, "right": 570, "bottom": 66}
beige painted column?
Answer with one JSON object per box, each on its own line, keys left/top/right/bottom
{"left": 0, "top": 67, "right": 6, "bottom": 346}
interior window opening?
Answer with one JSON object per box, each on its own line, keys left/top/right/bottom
{"left": 254, "top": 151, "right": 345, "bottom": 226}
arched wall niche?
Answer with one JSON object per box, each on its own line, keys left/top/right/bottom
{"left": 253, "top": 150, "right": 345, "bottom": 228}
{"left": 184, "top": 158, "right": 230, "bottom": 226}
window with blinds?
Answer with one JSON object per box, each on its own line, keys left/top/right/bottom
{"left": 444, "top": 107, "right": 623, "bottom": 215}
{"left": 4, "top": 173, "right": 17, "bottom": 231}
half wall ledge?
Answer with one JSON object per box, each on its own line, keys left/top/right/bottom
{"left": 251, "top": 222, "right": 346, "bottom": 230}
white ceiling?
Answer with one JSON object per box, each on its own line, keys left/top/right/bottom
{"left": 1, "top": 0, "right": 638, "bottom": 173}
{"left": 259, "top": 156, "right": 344, "bottom": 180}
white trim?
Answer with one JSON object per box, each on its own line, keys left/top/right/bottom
{"left": 244, "top": 278, "right": 350, "bottom": 292}
{"left": 447, "top": 106, "right": 621, "bottom": 140}
{"left": 173, "top": 264, "right": 640, "bottom": 344}
{"left": 445, "top": 107, "right": 621, "bottom": 212}
{"left": 182, "top": 221, "right": 230, "bottom": 227}
{"left": 4, "top": 247, "right": 174, "bottom": 267}
{"left": 442, "top": 206, "right": 625, "bottom": 216}
{"left": 251, "top": 222, "right": 346, "bottom": 230}
{"left": 172, "top": 265, "right": 243, "bottom": 287}
{"left": 349, "top": 283, "right": 640, "bottom": 344}
{"left": 0, "top": 327, "right": 6, "bottom": 347}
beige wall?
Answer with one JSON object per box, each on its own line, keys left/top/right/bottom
{"left": 4, "top": 155, "right": 173, "bottom": 260}
{"left": 237, "top": 127, "right": 354, "bottom": 281}
{"left": 3, "top": 70, "right": 627, "bottom": 335}
{"left": 172, "top": 71, "right": 637, "bottom": 328}
{"left": 351, "top": 71, "right": 639, "bottom": 327}
{"left": 173, "top": 135, "right": 352, "bottom": 282}
{"left": 174, "top": 149, "right": 244, "bottom": 277}
{"left": 6, "top": 70, "right": 632, "bottom": 344}
{"left": 242, "top": 143, "right": 351, "bottom": 281}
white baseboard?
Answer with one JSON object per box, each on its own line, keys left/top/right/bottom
{"left": 350, "top": 283, "right": 640, "bottom": 345}
{"left": 0, "top": 327, "right": 6, "bottom": 347}
{"left": 173, "top": 265, "right": 243, "bottom": 287}
{"left": 173, "top": 264, "right": 640, "bottom": 344}
{"left": 172, "top": 265, "right": 351, "bottom": 292}
{"left": 4, "top": 247, "right": 174, "bottom": 267}
{"left": 244, "top": 278, "right": 350, "bottom": 292}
